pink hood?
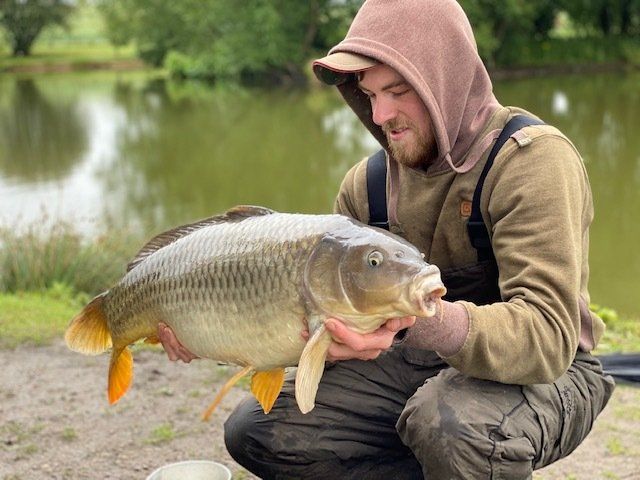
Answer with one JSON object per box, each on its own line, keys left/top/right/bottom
{"left": 313, "top": 0, "right": 501, "bottom": 171}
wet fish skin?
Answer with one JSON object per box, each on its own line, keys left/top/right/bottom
{"left": 65, "top": 205, "right": 446, "bottom": 415}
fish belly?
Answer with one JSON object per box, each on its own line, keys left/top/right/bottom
{"left": 167, "top": 308, "right": 307, "bottom": 369}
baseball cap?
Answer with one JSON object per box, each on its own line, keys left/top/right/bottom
{"left": 312, "top": 51, "right": 379, "bottom": 85}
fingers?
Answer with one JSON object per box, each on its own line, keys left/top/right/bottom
{"left": 157, "top": 322, "right": 199, "bottom": 363}
{"left": 324, "top": 319, "right": 396, "bottom": 361}
{"left": 385, "top": 316, "right": 416, "bottom": 332}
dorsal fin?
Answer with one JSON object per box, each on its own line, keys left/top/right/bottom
{"left": 126, "top": 205, "right": 275, "bottom": 272}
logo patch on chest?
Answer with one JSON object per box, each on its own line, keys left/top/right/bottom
{"left": 460, "top": 200, "right": 472, "bottom": 217}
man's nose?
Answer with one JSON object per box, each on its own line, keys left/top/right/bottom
{"left": 371, "top": 97, "right": 397, "bottom": 126}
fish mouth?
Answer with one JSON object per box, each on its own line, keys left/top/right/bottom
{"left": 411, "top": 276, "right": 447, "bottom": 317}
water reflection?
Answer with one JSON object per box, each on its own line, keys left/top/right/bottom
{"left": 1, "top": 71, "right": 638, "bottom": 317}
{"left": 495, "top": 72, "right": 640, "bottom": 318}
{"left": 0, "top": 78, "right": 88, "bottom": 181}
{"left": 105, "top": 80, "right": 370, "bottom": 231}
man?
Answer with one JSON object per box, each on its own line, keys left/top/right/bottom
{"left": 161, "top": 1, "right": 615, "bottom": 478}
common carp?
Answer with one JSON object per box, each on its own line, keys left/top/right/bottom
{"left": 65, "top": 205, "right": 446, "bottom": 417}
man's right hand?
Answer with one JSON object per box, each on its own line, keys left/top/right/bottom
{"left": 157, "top": 322, "right": 200, "bottom": 363}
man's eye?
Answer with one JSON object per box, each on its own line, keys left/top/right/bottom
{"left": 391, "top": 89, "right": 410, "bottom": 97}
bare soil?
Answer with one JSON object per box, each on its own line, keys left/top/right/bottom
{"left": 1, "top": 342, "right": 638, "bottom": 480}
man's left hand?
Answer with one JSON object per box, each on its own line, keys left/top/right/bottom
{"left": 323, "top": 316, "right": 416, "bottom": 361}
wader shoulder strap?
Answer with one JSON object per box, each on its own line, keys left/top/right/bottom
{"left": 364, "top": 116, "right": 545, "bottom": 253}
{"left": 467, "top": 115, "right": 546, "bottom": 261}
{"left": 366, "top": 149, "right": 389, "bottom": 230}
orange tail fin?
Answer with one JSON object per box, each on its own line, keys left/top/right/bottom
{"left": 64, "top": 293, "right": 112, "bottom": 354}
{"left": 108, "top": 347, "right": 133, "bottom": 404}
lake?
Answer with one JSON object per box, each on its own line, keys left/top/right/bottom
{"left": 1, "top": 70, "right": 638, "bottom": 318}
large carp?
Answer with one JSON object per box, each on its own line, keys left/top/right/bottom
{"left": 65, "top": 205, "right": 446, "bottom": 417}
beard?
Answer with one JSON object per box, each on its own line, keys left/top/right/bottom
{"left": 383, "top": 119, "right": 434, "bottom": 168}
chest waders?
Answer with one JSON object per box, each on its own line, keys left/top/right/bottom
{"left": 366, "top": 115, "right": 545, "bottom": 305}
{"left": 224, "top": 115, "right": 615, "bottom": 479}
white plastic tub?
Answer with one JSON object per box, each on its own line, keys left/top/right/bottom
{"left": 146, "top": 460, "right": 232, "bottom": 480}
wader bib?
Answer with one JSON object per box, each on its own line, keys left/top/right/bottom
{"left": 223, "top": 117, "right": 615, "bottom": 479}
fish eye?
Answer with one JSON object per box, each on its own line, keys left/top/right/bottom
{"left": 367, "top": 251, "right": 384, "bottom": 267}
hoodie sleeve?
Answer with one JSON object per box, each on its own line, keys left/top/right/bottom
{"left": 444, "top": 132, "right": 591, "bottom": 384}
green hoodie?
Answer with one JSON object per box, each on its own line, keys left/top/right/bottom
{"left": 313, "top": 0, "right": 605, "bottom": 384}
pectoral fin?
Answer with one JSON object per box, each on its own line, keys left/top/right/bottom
{"left": 202, "top": 365, "right": 252, "bottom": 421}
{"left": 251, "top": 368, "right": 285, "bottom": 414}
{"left": 295, "top": 324, "right": 332, "bottom": 414}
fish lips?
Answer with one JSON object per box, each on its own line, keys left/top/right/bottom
{"left": 409, "top": 274, "right": 447, "bottom": 317}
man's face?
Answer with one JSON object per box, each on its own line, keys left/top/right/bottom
{"left": 358, "top": 64, "right": 436, "bottom": 168}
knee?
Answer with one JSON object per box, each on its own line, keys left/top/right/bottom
{"left": 223, "top": 397, "right": 266, "bottom": 469}
{"left": 398, "top": 372, "right": 495, "bottom": 476}
{"left": 397, "top": 371, "right": 537, "bottom": 478}
{"left": 398, "top": 385, "right": 493, "bottom": 463}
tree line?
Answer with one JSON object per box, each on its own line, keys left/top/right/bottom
{"left": 1, "top": 0, "right": 639, "bottom": 82}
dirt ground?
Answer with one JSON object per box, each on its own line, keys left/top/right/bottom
{"left": 1, "top": 342, "right": 638, "bottom": 480}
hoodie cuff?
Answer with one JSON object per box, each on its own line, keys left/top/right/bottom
{"left": 395, "top": 301, "right": 470, "bottom": 356}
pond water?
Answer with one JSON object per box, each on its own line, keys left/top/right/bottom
{"left": 1, "top": 70, "right": 638, "bottom": 318}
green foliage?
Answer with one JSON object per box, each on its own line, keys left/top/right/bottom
{"left": 99, "top": 0, "right": 198, "bottom": 66}
{"left": 459, "top": 0, "right": 560, "bottom": 66}
{"left": 591, "top": 303, "right": 620, "bottom": 325}
{"left": 0, "top": 0, "right": 74, "bottom": 56}
{"left": 591, "top": 304, "right": 640, "bottom": 354}
{"left": 559, "top": 0, "right": 640, "bottom": 36}
{"left": 493, "top": 35, "right": 640, "bottom": 67}
{"left": 98, "top": 0, "right": 363, "bottom": 83}
{"left": 0, "top": 222, "right": 134, "bottom": 296}
{"left": 454, "top": 1, "right": 640, "bottom": 67}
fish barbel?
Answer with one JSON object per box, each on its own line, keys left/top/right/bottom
{"left": 65, "top": 205, "right": 446, "bottom": 417}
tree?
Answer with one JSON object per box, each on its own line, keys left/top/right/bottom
{"left": 459, "top": 0, "right": 560, "bottom": 66}
{"left": 559, "top": 0, "right": 640, "bottom": 36}
{"left": 0, "top": 0, "right": 74, "bottom": 56}
{"left": 98, "top": 0, "right": 363, "bottom": 84}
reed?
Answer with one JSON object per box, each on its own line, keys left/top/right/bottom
{"left": 0, "top": 221, "right": 136, "bottom": 296}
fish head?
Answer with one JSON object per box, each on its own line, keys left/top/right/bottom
{"left": 304, "top": 220, "right": 446, "bottom": 328}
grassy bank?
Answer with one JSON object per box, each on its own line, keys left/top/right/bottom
{"left": 0, "top": 284, "right": 85, "bottom": 349}
{"left": 0, "top": 2, "right": 142, "bottom": 73}
{"left": 0, "top": 220, "right": 137, "bottom": 348}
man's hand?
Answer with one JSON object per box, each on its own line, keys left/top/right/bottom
{"left": 323, "top": 316, "right": 416, "bottom": 361}
{"left": 157, "top": 322, "right": 200, "bottom": 363}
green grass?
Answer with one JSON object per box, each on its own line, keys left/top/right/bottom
{"left": 0, "top": 285, "right": 85, "bottom": 348}
{"left": 605, "top": 436, "right": 628, "bottom": 456}
{"left": 146, "top": 423, "right": 177, "bottom": 445}
{"left": 60, "top": 427, "right": 78, "bottom": 442}
{"left": 0, "top": 44, "right": 138, "bottom": 69}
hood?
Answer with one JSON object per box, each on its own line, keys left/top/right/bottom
{"left": 313, "top": 0, "right": 501, "bottom": 171}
